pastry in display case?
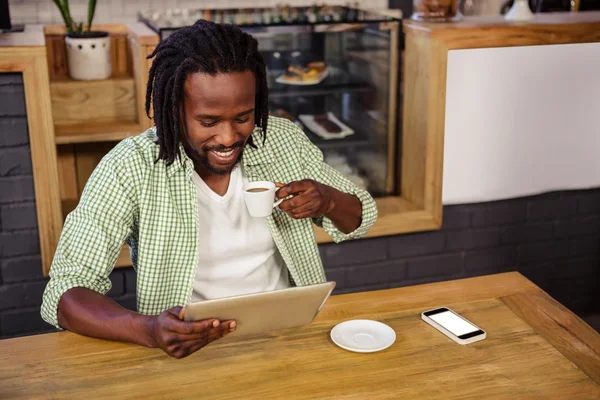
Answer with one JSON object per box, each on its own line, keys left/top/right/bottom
{"left": 411, "top": 0, "right": 463, "bottom": 21}
{"left": 299, "top": 112, "right": 354, "bottom": 140}
{"left": 276, "top": 62, "right": 329, "bottom": 85}
{"left": 141, "top": 5, "right": 400, "bottom": 198}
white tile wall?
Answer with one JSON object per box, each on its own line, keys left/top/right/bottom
{"left": 8, "top": 0, "right": 388, "bottom": 25}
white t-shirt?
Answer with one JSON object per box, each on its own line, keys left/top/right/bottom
{"left": 190, "top": 165, "right": 289, "bottom": 302}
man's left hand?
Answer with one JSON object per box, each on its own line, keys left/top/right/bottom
{"left": 276, "top": 180, "right": 334, "bottom": 220}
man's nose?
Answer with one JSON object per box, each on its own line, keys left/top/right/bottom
{"left": 216, "top": 122, "right": 241, "bottom": 148}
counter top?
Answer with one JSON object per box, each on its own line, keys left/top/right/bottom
{"left": 405, "top": 10, "right": 600, "bottom": 33}
{"left": 0, "top": 25, "right": 45, "bottom": 48}
{"left": 1, "top": 272, "right": 599, "bottom": 399}
{"left": 404, "top": 11, "right": 600, "bottom": 48}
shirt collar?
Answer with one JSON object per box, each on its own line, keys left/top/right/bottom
{"left": 165, "top": 142, "right": 191, "bottom": 178}
{"left": 242, "top": 128, "right": 274, "bottom": 167}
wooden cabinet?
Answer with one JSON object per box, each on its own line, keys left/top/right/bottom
{"left": 43, "top": 24, "right": 159, "bottom": 274}
{"left": 40, "top": 19, "right": 445, "bottom": 276}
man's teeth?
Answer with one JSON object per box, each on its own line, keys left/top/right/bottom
{"left": 213, "top": 149, "right": 234, "bottom": 157}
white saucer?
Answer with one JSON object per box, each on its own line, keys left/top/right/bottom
{"left": 330, "top": 320, "right": 396, "bottom": 353}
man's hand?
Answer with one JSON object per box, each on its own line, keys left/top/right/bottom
{"left": 276, "top": 179, "right": 334, "bottom": 219}
{"left": 276, "top": 179, "right": 363, "bottom": 234}
{"left": 148, "top": 306, "right": 236, "bottom": 359}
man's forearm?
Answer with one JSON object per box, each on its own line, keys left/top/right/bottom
{"left": 324, "top": 187, "right": 362, "bottom": 234}
{"left": 57, "top": 287, "right": 157, "bottom": 348}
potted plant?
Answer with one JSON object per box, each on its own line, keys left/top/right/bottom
{"left": 53, "top": 0, "right": 112, "bottom": 81}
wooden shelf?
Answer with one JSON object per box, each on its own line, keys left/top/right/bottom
{"left": 39, "top": 23, "right": 160, "bottom": 276}
{"left": 49, "top": 75, "right": 134, "bottom": 84}
{"left": 116, "top": 246, "right": 132, "bottom": 267}
{"left": 50, "top": 77, "right": 137, "bottom": 126}
{"left": 55, "top": 121, "right": 142, "bottom": 144}
{"left": 61, "top": 199, "right": 77, "bottom": 219}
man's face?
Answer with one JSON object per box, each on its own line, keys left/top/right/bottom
{"left": 181, "top": 70, "right": 256, "bottom": 175}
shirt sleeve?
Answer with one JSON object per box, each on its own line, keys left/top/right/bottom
{"left": 41, "top": 146, "right": 138, "bottom": 328}
{"left": 294, "top": 125, "right": 378, "bottom": 243}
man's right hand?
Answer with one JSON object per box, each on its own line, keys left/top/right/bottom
{"left": 148, "top": 306, "right": 236, "bottom": 359}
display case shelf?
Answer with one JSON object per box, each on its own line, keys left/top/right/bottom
{"left": 268, "top": 67, "right": 373, "bottom": 99}
{"left": 54, "top": 121, "right": 142, "bottom": 144}
{"left": 139, "top": 6, "right": 395, "bottom": 41}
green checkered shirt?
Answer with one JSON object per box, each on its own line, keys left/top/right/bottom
{"left": 41, "top": 117, "right": 378, "bottom": 328}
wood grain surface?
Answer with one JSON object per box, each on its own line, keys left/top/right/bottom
{"left": 50, "top": 77, "right": 137, "bottom": 125}
{"left": 1, "top": 273, "right": 598, "bottom": 399}
{"left": 56, "top": 145, "right": 78, "bottom": 206}
{"left": 401, "top": 31, "right": 446, "bottom": 227}
{"left": 403, "top": 11, "right": 600, "bottom": 50}
{"left": 54, "top": 121, "right": 142, "bottom": 144}
{"left": 502, "top": 290, "right": 600, "bottom": 386}
{"left": 73, "top": 142, "right": 118, "bottom": 197}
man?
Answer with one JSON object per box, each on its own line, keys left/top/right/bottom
{"left": 41, "top": 20, "right": 377, "bottom": 358}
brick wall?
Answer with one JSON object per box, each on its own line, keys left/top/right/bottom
{"left": 0, "top": 73, "right": 46, "bottom": 338}
{"left": 322, "top": 190, "right": 600, "bottom": 317}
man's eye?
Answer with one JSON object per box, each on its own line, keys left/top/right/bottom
{"left": 236, "top": 117, "right": 250, "bottom": 124}
{"left": 200, "top": 121, "right": 218, "bottom": 127}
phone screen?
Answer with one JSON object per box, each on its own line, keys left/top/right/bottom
{"left": 429, "top": 310, "right": 479, "bottom": 337}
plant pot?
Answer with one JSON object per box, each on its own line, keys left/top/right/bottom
{"left": 65, "top": 31, "right": 112, "bottom": 81}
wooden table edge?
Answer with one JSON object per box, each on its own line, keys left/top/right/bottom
{"left": 501, "top": 289, "right": 600, "bottom": 386}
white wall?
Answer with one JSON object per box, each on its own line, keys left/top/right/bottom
{"left": 443, "top": 43, "right": 600, "bottom": 205}
{"left": 8, "top": 0, "right": 388, "bottom": 25}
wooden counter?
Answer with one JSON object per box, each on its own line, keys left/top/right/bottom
{"left": 401, "top": 11, "right": 600, "bottom": 213}
{"left": 1, "top": 272, "right": 599, "bottom": 398}
{"left": 404, "top": 11, "right": 600, "bottom": 46}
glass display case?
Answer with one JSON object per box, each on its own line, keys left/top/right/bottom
{"left": 141, "top": 6, "right": 400, "bottom": 198}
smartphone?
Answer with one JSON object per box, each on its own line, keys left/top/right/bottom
{"left": 421, "top": 307, "right": 486, "bottom": 345}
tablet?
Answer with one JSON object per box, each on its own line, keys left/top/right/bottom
{"left": 182, "top": 281, "right": 336, "bottom": 338}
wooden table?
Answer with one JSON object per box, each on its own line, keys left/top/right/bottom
{"left": 1, "top": 272, "right": 599, "bottom": 399}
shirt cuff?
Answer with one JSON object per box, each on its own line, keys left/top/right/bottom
{"left": 41, "top": 277, "right": 111, "bottom": 328}
{"left": 321, "top": 188, "right": 378, "bottom": 243}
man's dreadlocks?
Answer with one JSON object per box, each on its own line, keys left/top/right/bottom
{"left": 146, "top": 19, "right": 269, "bottom": 164}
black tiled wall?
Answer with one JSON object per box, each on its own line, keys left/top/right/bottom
{"left": 322, "top": 191, "right": 600, "bottom": 318}
{"left": 0, "top": 71, "right": 598, "bottom": 337}
{"left": 0, "top": 73, "right": 136, "bottom": 338}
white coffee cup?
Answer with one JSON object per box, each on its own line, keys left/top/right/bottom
{"left": 243, "top": 181, "right": 283, "bottom": 218}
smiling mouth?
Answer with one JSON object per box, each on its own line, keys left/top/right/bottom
{"left": 213, "top": 149, "right": 235, "bottom": 158}
{"left": 209, "top": 147, "right": 240, "bottom": 164}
